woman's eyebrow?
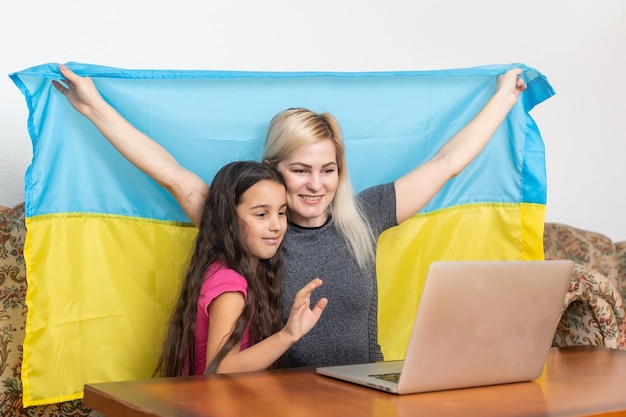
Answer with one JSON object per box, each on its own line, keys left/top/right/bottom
{"left": 287, "top": 161, "right": 337, "bottom": 168}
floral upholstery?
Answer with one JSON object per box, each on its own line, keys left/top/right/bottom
{"left": 2, "top": 203, "right": 625, "bottom": 415}
{"left": 544, "top": 222, "right": 626, "bottom": 350}
{"left": 0, "top": 204, "right": 96, "bottom": 417}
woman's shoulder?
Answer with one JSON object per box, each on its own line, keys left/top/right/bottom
{"left": 356, "top": 182, "right": 397, "bottom": 231}
{"left": 356, "top": 182, "right": 396, "bottom": 211}
{"left": 356, "top": 182, "right": 395, "bottom": 199}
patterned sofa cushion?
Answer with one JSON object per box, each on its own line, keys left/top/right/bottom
{"left": 617, "top": 241, "right": 626, "bottom": 299}
{"left": 0, "top": 204, "right": 96, "bottom": 416}
{"left": 544, "top": 223, "right": 626, "bottom": 350}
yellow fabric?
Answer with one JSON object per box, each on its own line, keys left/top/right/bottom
{"left": 377, "top": 203, "right": 546, "bottom": 360}
{"left": 22, "top": 203, "right": 545, "bottom": 405}
{"left": 22, "top": 214, "right": 196, "bottom": 406}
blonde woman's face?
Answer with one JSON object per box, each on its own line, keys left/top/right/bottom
{"left": 276, "top": 139, "right": 339, "bottom": 228}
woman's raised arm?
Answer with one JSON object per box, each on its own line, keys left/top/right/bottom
{"left": 53, "top": 65, "right": 207, "bottom": 226}
{"left": 393, "top": 68, "right": 527, "bottom": 224}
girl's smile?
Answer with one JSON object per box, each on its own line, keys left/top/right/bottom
{"left": 236, "top": 180, "right": 288, "bottom": 260}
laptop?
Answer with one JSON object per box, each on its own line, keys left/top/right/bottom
{"left": 316, "top": 260, "right": 574, "bottom": 394}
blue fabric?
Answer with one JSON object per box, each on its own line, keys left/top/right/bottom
{"left": 11, "top": 62, "right": 553, "bottom": 223}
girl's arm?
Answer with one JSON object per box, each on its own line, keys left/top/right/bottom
{"left": 394, "top": 68, "right": 527, "bottom": 224}
{"left": 53, "top": 65, "right": 207, "bottom": 226}
{"left": 206, "top": 278, "right": 328, "bottom": 373}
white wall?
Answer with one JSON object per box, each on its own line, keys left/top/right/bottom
{"left": 1, "top": 0, "right": 624, "bottom": 241}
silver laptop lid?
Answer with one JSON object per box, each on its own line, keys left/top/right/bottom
{"left": 397, "top": 260, "right": 573, "bottom": 394}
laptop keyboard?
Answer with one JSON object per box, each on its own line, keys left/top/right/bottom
{"left": 369, "top": 372, "right": 400, "bottom": 384}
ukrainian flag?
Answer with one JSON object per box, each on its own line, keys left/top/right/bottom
{"left": 10, "top": 63, "right": 553, "bottom": 406}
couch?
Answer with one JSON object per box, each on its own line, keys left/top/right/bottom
{"left": 2, "top": 202, "right": 625, "bottom": 416}
{"left": 544, "top": 222, "right": 626, "bottom": 349}
{"left": 0, "top": 203, "right": 98, "bottom": 416}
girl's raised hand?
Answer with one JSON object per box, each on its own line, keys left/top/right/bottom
{"left": 52, "top": 65, "right": 105, "bottom": 118}
{"left": 284, "top": 278, "right": 328, "bottom": 343}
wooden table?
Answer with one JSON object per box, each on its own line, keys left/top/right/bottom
{"left": 84, "top": 346, "right": 626, "bottom": 417}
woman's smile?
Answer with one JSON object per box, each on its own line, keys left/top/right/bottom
{"left": 277, "top": 139, "right": 339, "bottom": 228}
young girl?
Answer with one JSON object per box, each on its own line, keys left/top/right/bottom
{"left": 154, "top": 161, "right": 327, "bottom": 376}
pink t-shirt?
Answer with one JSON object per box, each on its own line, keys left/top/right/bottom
{"left": 193, "top": 262, "right": 250, "bottom": 375}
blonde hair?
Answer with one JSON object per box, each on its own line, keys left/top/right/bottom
{"left": 263, "top": 108, "right": 375, "bottom": 269}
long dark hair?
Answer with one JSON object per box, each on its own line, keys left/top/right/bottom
{"left": 154, "top": 161, "right": 286, "bottom": 377}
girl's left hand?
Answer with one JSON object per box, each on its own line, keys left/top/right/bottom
{"left": 284, "top": 278, "right": 328, "bottom": 342}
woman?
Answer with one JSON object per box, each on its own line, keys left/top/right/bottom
{"left": 53, "top": 64, "right": 526, "bottom": 367}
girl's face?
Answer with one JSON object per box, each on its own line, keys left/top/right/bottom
{"left": 236, "top": 180, "right": 288, "bottom": 260}
{"left": 276, "top": 139, "right": 339, "bottom": 228}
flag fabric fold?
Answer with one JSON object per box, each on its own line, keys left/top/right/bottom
{"left": 10, "top": 62, "right": 553, "bottom": 406}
